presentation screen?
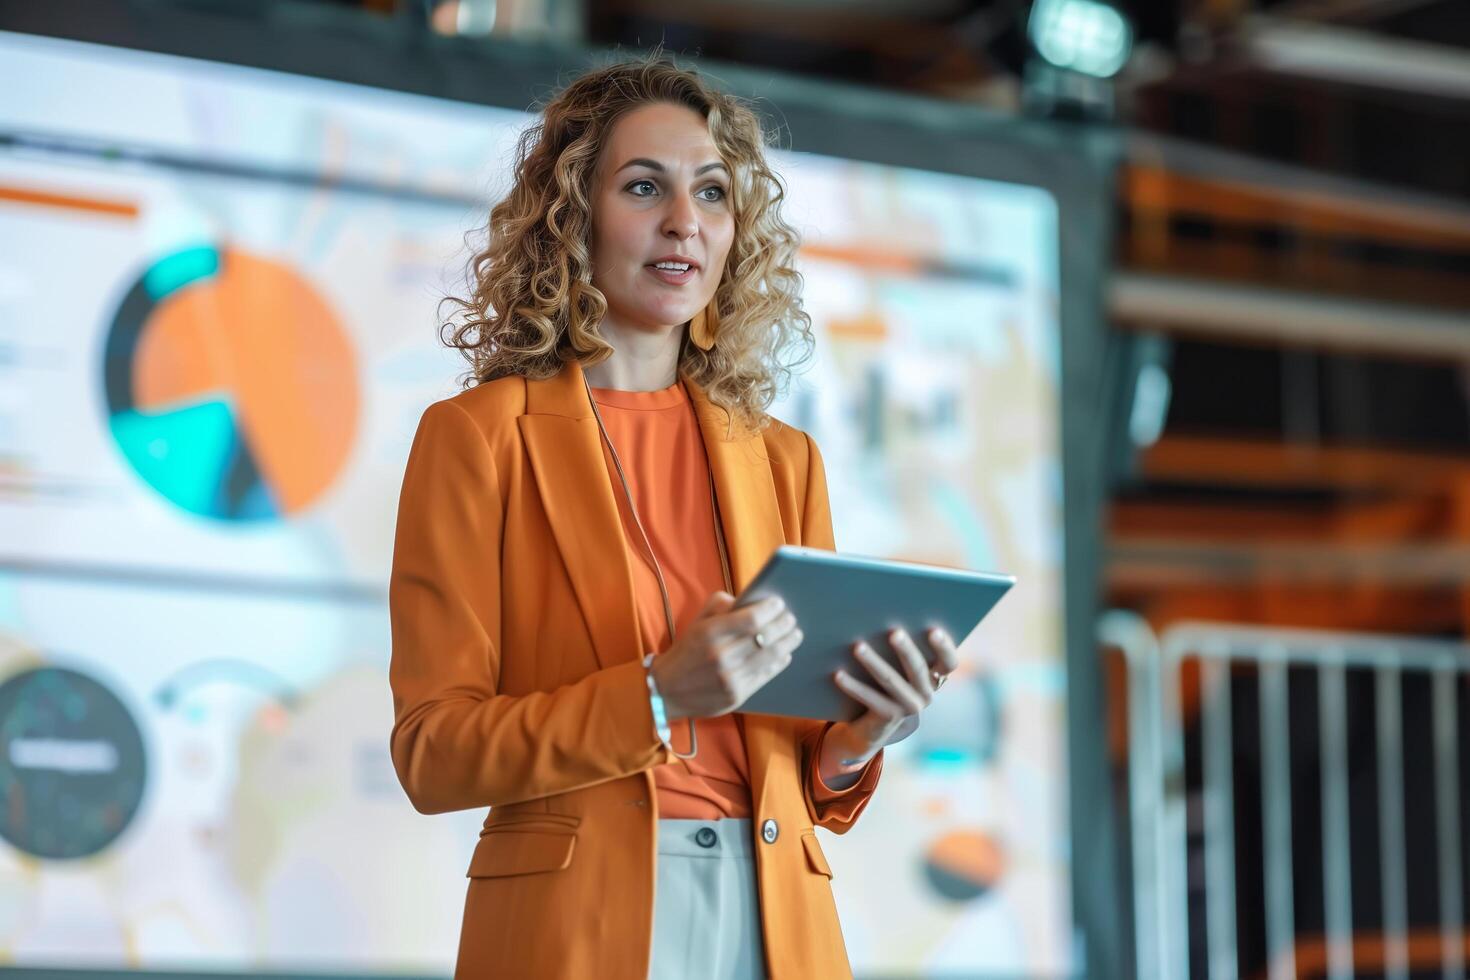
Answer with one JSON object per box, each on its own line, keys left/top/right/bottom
{"left": 0, "top": 31, "right": 1068, "bottom": 977}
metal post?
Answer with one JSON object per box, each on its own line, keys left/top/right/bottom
{"left": 1375, "top": 663, "right": 1408, "bottom": 980}
{"left": 1318, "top": 657, "right": 1354, "bottom": 980}
{"left": 1201, "top": 649, "right": 1238, "bottom": 980}
{"left": 1160, "top": 646, "right": 1192, "bottom": 979}
{"left": 1260, "top": 655, "right": 1296, "bottom": 980}
{"left": 1099, "top": 611, "right": 1168, "bottom": 980}
{"left": 1432, "top": 667, "right": 1464, "bottom": 980}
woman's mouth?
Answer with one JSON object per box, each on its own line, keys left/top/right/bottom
{"left": 646, "top": 261, "right": 697, "bottom": 285}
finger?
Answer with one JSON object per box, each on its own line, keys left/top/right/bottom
{"left": 926, "top": 626, "right": 961, "bottom": 674}
{"left": 719, "top": 610, "right": 798, "bottom": 669}
{"left": 833, "top": 669, "right": 903, "bottom": 722}
{"left": 740, "top": 595, "right": 788, "bottom": 634}
{"left": 760, "top": 628, "right": 800, "bottom": 681}
{"left": 733, "top": 627, "right": 801, "bottom": 693}
{"left": 762, "top": 609, "right": 798, "bottom": 642}
{"left": 715, "top": 595, "right": 786, "bottom": 641}
{"left": 748, "top": 611, "right": 798, "bottom": 660}
{"left": 724, "top": 627, "right": 793, "bottom": 677}
{"left": 888, "top": 628, "right": 935, "bottom": 702}
{"left": 851, "top": 642, "right": 925, "bottom": 716}
{"left": 697, "top": 591, "right": 736, "bottom": 619}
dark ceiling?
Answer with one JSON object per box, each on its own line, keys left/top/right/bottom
{"left": 586, "top": 0, "right": 1470, "bottom": 199}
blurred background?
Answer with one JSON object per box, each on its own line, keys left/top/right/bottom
{"left": 0, "top": 0, "right": 1466, "bottom": 978}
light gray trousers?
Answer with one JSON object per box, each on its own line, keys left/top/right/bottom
{"left": 649, "top": 818, "right": 768, "bottom": 980}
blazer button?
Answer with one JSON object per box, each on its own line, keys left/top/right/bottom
{"left": 695, "top": 827, "right": 717, "bottom": 848}
{"left": 761, "top": 819, "right": 778, "bottom": 844}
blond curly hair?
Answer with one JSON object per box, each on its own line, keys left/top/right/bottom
{"left": 439, "top": 52, "right": 814, "bottom": 432}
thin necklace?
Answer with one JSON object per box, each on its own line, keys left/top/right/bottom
{"left": 582, "top": 371, "right": 735, "bottom": 761}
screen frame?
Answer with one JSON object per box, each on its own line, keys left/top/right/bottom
{"left": 0, "top": 1, "right": 1125, "bottom": 976}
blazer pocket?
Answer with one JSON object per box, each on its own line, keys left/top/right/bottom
{"left": 801, "top": 832, "right": 833, "bottom": 880}
{"left": 466, "top": 826, "right": 577, "bottom": 879}
{"left": 481, "top": 811, "right": 581, "bottom": 832}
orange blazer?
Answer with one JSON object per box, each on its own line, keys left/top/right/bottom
{"left": 388, "top": 357, "right": 884, "bottom": 979}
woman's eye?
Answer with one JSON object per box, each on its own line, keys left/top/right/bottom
{"left": 698, "top": 185, "right": 727, "bottom": 202}
{"left": 627, "top": 179, "right": 657, "bottom": 196}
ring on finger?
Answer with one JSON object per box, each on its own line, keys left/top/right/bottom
{"left": 753, "top": 631, "right": 768, "bottom": 650}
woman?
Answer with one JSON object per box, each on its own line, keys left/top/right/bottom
{"left": 388, "top": 54, "right": 959, "bottom": 980}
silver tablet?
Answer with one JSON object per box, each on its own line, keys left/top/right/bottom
{"left": 732, "top": 545, "right": 1015, "bottom": 722}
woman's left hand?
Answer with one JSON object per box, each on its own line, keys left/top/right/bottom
{"left": 823, "top": 626, "right": 960, "bottom": 774}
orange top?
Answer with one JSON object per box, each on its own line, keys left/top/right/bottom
{"left": 590, "top": 379, "right": 752, "bottom": 818}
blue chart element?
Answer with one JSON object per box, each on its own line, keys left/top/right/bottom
{"left": 107, "top": 398, "right": 282, "bottom": 521}
{"left": 143, "top": 245, "right": 218, "bottom": 300}
{"left": 110, "top": 399, "right": 238, "bottom": 517}
{"left": 915, "top": 673, "right": 1004, "bottom": 769}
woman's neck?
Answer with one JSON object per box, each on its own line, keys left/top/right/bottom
{"left": 584, "top": 315, "right": 684, "bottom": 391}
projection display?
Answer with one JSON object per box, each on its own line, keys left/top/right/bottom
{"left": 0, "top": 31, "right": 1068, "bottom": 977}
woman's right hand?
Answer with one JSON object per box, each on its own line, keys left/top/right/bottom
{"left": 650, "top": 591, "right": 801, "bottom": 721}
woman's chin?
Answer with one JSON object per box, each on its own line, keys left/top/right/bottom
{"left": 630, "top": 308, "right": 702, "bottom": 333}
{"left": 600, "top": 296, "right": 705, "bottom": 334}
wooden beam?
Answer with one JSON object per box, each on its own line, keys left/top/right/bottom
{"left": 1108, "top": 537, "right": 1470, "bottom": 587}
{"left": 1124, "top": 163, "right": 1470, "bottom": 250}
{"left": 1111, "top": 273, "right": 1470, "bottom": 361}
{"left": 1138, "top": 435, "right": 1470, "bottom": 491}
{"left": 1108, "top": 496, "right": 1448, "bottom": 540}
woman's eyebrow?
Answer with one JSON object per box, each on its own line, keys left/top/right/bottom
{"left": 614, "top": 157, "right": 729, "bottom": 176}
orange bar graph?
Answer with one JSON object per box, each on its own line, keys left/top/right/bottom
{"left": 0, "top": 183, "right": 138, "bottom": 219}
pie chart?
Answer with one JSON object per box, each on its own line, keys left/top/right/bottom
{"left": 102, "top": 246, "right": 359, "bottom": 521}
{"left": 922, "top": 828, "right": 1006, "bottom": 902}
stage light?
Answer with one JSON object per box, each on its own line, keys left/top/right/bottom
{"left": 1028, "top": 0, "right": 1133, "bottom": 79}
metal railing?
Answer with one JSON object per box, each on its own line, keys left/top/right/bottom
{"left": 1101, "top": 613, "right": 1470, "bottom": 980}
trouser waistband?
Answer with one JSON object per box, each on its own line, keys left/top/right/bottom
{"left": 656, "top": 817, "right": 754, "bottom": 859}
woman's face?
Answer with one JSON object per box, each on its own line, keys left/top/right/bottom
{"left": 588, "top": 102, "right": 735, "bottom": 336}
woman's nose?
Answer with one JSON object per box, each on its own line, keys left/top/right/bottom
{"left": 661, "top": 194, "right": 698, "bottom": 241}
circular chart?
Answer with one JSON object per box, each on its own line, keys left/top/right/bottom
{"left": 923, "top": 829, "right": 1006, "bottom": 902}
{"left": 103, "top": 246, "right": 360, "bottom": 521}
{"left": 0, "top": 666, "right": 147, "bottom": 860}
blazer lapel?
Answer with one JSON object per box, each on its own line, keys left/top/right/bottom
{"left": 683, "top": 376, "right": 791, "bottom": 819}
{"left": 683, "top": 377, "right": 786, "bottom": 592}
{"left": 518, "top": 359, "right": 642, "bottom": 672}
